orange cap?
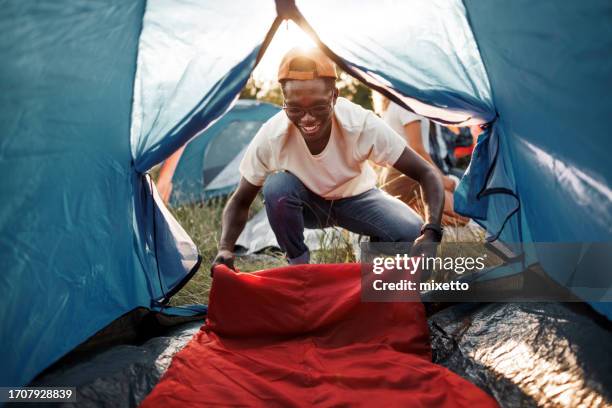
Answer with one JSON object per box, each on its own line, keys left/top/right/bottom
{"left": 278, "top": 47, "right": 337, "bottom": 82}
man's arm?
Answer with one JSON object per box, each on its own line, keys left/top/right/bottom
{"left": 212, "top": 177, "right": 261, "bottom": 271}
{"left": 392, "top": 146, "right": 444, "bottom": 230}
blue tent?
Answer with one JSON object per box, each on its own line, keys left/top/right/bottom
{"left": 1, "top": 0, "right": 610, "bottom": 387}
{"left": 163, "top": 100, "right": 280, "bottom": 206}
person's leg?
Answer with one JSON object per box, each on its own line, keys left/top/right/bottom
{"left": 262, "top": 172, "right": 332, "bottom": 264}
{"left": 333, "top": 188, "right": 424, "bottom": 242}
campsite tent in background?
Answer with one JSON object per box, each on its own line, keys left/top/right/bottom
{"left": 156, "top": 100, "right": 280, "bottom": 206}
{"left": 1, "top": 0, "right": 610, "bottom": 388}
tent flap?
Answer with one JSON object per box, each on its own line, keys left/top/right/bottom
{"left": 133, "top": 174, "right": 201, "bottom": 303}
{"left": 454, "top": 122, "right": 520, "bottom": 242}
{"left": 0, "top": 0, "right": 148, "bottom": 386}
{"left": 130, "top": 0, "right": 278, "bottom": 172}
{"left": 295, "top": 0, "right": 495, "bottom": 125}
{"left": 463, "top": 0, "right": 612, "bottom": 318}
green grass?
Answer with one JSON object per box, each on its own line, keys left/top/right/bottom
{"left": 166, "top": 199, "right": 223, "bottom": 306}
{"left": 167, "top": 196, "right": 274, "bottom": 306}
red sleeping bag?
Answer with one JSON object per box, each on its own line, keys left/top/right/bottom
{"left": 141, "top": 263, "right": 498, "bottom": 407}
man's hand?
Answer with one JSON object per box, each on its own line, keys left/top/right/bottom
{"left": 411, "top": 230, "right": 438, "bottom": 256}
{"left": 211, "top": 249, "right": 235, "bottom": 276}
{"left": 410, "top": 230, "right": 440, "bottom": 282}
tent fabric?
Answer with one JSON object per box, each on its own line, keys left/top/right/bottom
{"left": 453, "top": 125, "right": 520, "bottom": 243}
{"left": 1, "top": 0, "right": 203, "bottom": 387}
{"left": 0, "top": 1, "right": 151, "bottom": 387}
{"left": 460, "top": 0, "right": 612, "bottom": 318}
{"left": 130, "top": 0, "right": 277, "bottom": 172}
{"left": 295, "top": 0, "right": 495, "bottom": 126}
{"left": 203, "top": 144, "right": 249, "bottom": 191}
{"left": 32, "top": 321, "right": 203, "bottom": 408}
{"left": 141, "top": 264, "right": 498, "bottom": 407}
{"left": 133, "top": 175, "right": 200, "bottom": 301}
{"left": 163, "top": 100, "right": 280, "bottom": 206}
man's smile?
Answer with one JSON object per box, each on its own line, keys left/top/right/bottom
{"left": 300, "top": 122, "right": 321, "bottom": 136}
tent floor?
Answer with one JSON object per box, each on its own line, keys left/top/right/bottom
{"left": 28, "top": 303, "right": 611, "bottom": 407}
{"left": 27, "top": 320, "right": 202, "bottom": 408}
{"left": 430, "top": 302, "right": 612, "bottom": 407}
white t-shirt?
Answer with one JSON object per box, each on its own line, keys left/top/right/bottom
{"left": 382, "top": 102, "right": 447, "bottom": 158}
{"left": 239, "top": 97, "right": 407, "bottom": 199}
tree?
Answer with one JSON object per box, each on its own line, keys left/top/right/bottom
{"left": 336, "top": 71, "right": 373, "bottom": 110}
{"left": 240, "top": 77, "right": 284, "bottom": 106}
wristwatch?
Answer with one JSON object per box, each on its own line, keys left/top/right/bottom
{"left": 420, "top": 223, "right": 444, "bottom": 242}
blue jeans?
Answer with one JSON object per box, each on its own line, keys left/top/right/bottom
{"left": 262, "top": 172, "right": 424, "bottom": 263}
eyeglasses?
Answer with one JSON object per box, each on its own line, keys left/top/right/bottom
{"left": 282, "top": 101, "right": 334, "bottom": 119}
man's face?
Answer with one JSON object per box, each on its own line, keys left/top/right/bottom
{"left": 282, "top": 79, "right": 337, "bottom": 143}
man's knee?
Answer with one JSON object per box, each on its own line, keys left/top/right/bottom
{"left": 262, "top": 172, "right": 305, "bottom": 207}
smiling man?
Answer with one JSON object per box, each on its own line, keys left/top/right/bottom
{"left": 212, "top": 47, "right": 444, "bottom": 269}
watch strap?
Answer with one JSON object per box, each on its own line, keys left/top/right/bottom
{"left": 420, "top": 223, "right": 444, "bottom": 241}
